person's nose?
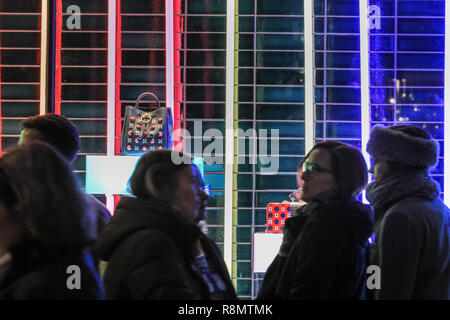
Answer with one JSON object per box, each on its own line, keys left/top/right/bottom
{"left": 199, "top": 188, "right": 209, "bottom": 201}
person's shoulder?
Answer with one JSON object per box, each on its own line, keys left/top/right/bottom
{"left": 88, "top": 195, "right": 112, "bottom": 221}
{"left": 387, "top": 195, "right": 443, "bottom": 218}
{"left": 126, "top": 228, "right": 182, "bottom": 259}
{"left": 303, "top": 207, "right": 340, "bottom": 235}
{"left": 381, "top": 199, "right": 422, "bottom": 231}
{"left": 307, "top": 201, "right": 374, "bottom": 239}
{"left": 5, "top": 251, "right": 104, "bottom": 299}
{"left": 384, "top": 196, "right": 450, "bottom": 231}
{"left": 114, "top": 227, "right": 172, "bottom": 250}
{"left": 308, "top": 200, "right": 369, "bottom": 222}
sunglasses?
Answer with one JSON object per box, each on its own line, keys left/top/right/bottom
{"left": 302, "top": 161, "right": 333, "bottom": 176}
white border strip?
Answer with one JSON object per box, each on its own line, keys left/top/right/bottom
{"left": 107, "top": 0, "right": 116, "bottom": 157}
{"left": 166, "top": 0, "right": 175, "bottom": 120}
{"left": 444, "top": 0, "right": 450, "bottom": 204}
{"left": 359, "top": 0, "right": 371, "bottom": 204}
{"left": 224, "top": 0, "right": 235, "bottom": 273}
{"left": 106, "top": 0, "right": 117, "bottom": 213}
{"left": 303, "top": 0, "right": 315, "bottom": 153}
{"left": 39, "top": 0, "right": 48, "bottom": 115}
{"left": 359, "top": 0, "right": 371, "bottom": 169}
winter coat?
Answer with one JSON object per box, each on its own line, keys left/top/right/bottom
{"left": 369, "top": 182, "right": 450, "bottom": 300}
{"left": 257, "top": 195, "right": 374, "bottom": 300}
{"left": 88, "top": 194, "right": 111, "bottom": 236}
{"left": 92, "top": 196, "right": 237, "bottom": 300}
{"left": 87, "top": 194, "right": 111, "bottom": 269}
{"left": 0, "top": 239, "right": 105, "bottom": 300}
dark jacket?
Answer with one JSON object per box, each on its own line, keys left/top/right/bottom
{"left": 0, "top": 239, "right": 105, "bottom": 300}
{"left": 371, "top": 195, "right": 450, "bottom": 299}
{"left": 92, "top": 196, "right": 237, "bottom": 300}
{"left": 257, "top": 196, "right": 374, "bottom": 300}
{"left": 88, "top": 194, "right": 111, "bottom": 236}
{"left": 87, "top": 194, "right": 111, "bottom": 269}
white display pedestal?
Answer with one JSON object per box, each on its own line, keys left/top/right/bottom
{"left": 253, "top": 233, "right": 283, "bottom": 273}
{"left": 85, "top": 155, "right": 205, "bottom": 214}
{"left": 85, "top": 155, "right": 204, "bottom": 194}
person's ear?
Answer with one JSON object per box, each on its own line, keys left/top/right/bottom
{"left": 144, "top": 165, "right": 173, "bottom": 200}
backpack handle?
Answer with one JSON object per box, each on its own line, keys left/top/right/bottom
{"left": 134, "top": 92, "right": 161, "bottom": 110}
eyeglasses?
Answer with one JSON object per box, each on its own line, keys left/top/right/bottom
{"left": 302, "top": 161, "right": 333, "bottom": 176}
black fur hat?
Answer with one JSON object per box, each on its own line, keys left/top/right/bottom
{"left": 366, "top": 125, "right": 439, "bottom": 168}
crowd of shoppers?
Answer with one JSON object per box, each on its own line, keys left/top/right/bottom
{"left": 0, "top": 113, "right": 448, "bottom": 300}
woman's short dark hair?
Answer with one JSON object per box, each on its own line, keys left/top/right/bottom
{"left": 20, "top": 113, "right": 80, "bottom": 163}
{"left": 0, "top": 142, "right": 96, "bottom": 250}
{"left": 303, "top": 141, "right": 369, "bottom": 201}
{"left": 129, "top": 149, "right": 191, "bottom": 199}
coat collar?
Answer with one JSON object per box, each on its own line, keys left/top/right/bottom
{"left": 95, "top": 197, "right": 203, "bottom": 262}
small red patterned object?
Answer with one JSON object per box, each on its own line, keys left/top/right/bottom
{"left": 266, "top": 203, "right": 292, "bottom": 233}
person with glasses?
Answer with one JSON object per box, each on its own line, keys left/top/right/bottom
{"left": 257, "top": 141, "right": 374, "bottom": 300}
{"left": 93, "top": 150, "right": 236, "bottom": 300}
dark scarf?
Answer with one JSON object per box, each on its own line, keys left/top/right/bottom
{"left": 366, "top": 173, "right": 439, "bottom": 213}
{"left": 278, "top": 190, "right": 338, "bottom": 257}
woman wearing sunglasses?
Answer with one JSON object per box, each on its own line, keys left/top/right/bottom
{"left": 257, "top": 141, "right": 374, "bottom": 300}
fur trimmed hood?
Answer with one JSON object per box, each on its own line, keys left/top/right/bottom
{"left": 366, "top": 125, "right": 439, "bottom": 168}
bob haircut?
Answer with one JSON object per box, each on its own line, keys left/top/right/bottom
{"left": 0, "top": 142, "right": 96, "bottom": 250}
{"left": 301, "top": 141, "right": 368, "bottom": 202}
{"left": 129, "top": 149, "right": 192, "bottom": 199}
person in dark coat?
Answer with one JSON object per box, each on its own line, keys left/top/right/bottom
{"left": 0, "top": 142, "right": 105, "bottom": 299}
{"left": 366, "top": 125, "right": 450, "bottom": 299}
{"left": 19, "top": 113, "right": 111, "bottom": 236}
{"left": 257, "top": 141, "right": 374, "bottom": 300}
{"left": 93, "top": 150, "right": 237, "bottom": 300}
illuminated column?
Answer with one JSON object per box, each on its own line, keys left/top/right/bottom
{"left": 55, "top": 1, "right": 62, "bottom": 114}
{"left": 165, "top": 0, "right": 175, "bottom": 123}
{"left": 106, "top": 0, "right": 117, "bottom": 213}
{"left": 444, "top": 0, "right": 450, "bottom": 204}
{"left": 303, "top": 0, "right": 315, "bottom": 152}
{"left": 0, "top": 31, "right": 2, "bottom": 153}
{"left": 359, "top": 0, "right": 371, "bottom": 203}
{"left": 40, "top": 0, "right": 49, "bottom": 114}
{"left": 224, "top": 0, "right": 235, "bottom": 273}
{"left": 173, "top": 0, "right": 183, "bottom": 151}
{"left": 359, "top": 0, "right": 371, "bottom": 168}
{"left": 107, "top": 0, "right": 117, "bottom": 158}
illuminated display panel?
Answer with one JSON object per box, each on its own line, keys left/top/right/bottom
{"left": 235, "top": 0, "right": 306, "bottom": 299}
{"left": 368, "top": 0, "right": 445, "bottom": 197}
{"left": 0, "top": 1, "right": 42, "bottom": 153}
